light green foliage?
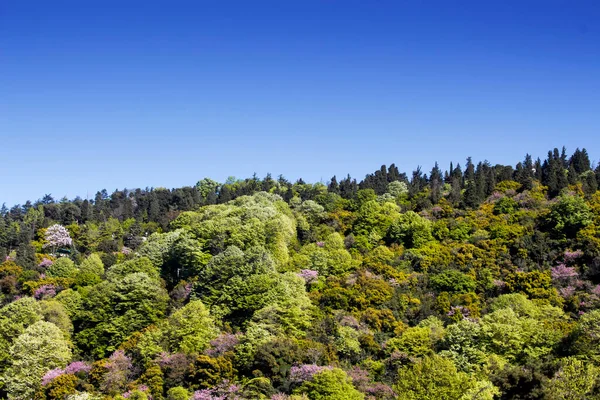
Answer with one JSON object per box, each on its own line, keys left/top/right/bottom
{"left": 47, "top": 257, "right": 79, "bottom": 278}
{"left": 235, "top": 323, "right": 276, "bottom": 367}
{"left": 294, "top": 368, "right": 364, "bottom": 400}
{"left": 386, "top": 327, "right": 435, "bottom": 358}
{"left": 40, "top": 299, "right": 73, "bottom": 335}
{"left": 135, "top": 326, "right": 164, "bottom": 363}
{"left": 545, "top": 194, "right": 593, "bottom": 238}
{"left": 0, "top": 297, "right": 42, "bottom": 366}
{"left": 2, "top": 321, "right": 72, "bottom": 399}
{"left": 196, "top": 178, "right": 219, "bottom": 200}
{"left": 541, "top": 357, "right": 600, "bottom": 400}
{"left": 54, "top": 289, "right": 83, "bottom": 318}
{"left": 430, "top": 269, "right": 476, "bottom": 293}
{"left": 394, "top": 355, "right": 495, "bottom": 400}
{"left": 138, "top": 230, "right": 183, "bottom": 267}
{"left": 173, "top": 192, "right": 296, "bottom": 265}
{"left": 440, "top": 319, "right": 487, "bottom": 373}
{"left": 250, "top": 296, "right": 313, "bottom": 338}
{"left": 442, "top": 296, "right": 567, "bottom": 366}
{"left": 479, "top": 307, "right": 563, "bottom": 362}
{"left": 298, "top": 200, "right": 325, "bottom": 223}
{"left": 165, "top": 300, "right": 219, "bottom": 354}
{"left": 571, "top": 309, "right": 600, "bottom": 360}
{"left": 195, "top": 246, "right": 312, "bottom": 326}
{"left": 335, "top": 325, "right": 361, "bottom": 357}
{"left": 388, "top": 181, "right": 409, "bottom": 198}
{"left": 0, "top": 296, "right": 42, "bottom": 330}
{"left": 166, "top": 386, "right": 189, "bottom": 400}
{"left": 289, "top": 233, "right": 355, "bottom": 276}
{"left": 493, "top": 196, "right": 519, "bottom": 215}
{"left": 354, "top": 200, "right": 400, "bottom": 239}
{"left": 77, "top": 272, "right": 169, "bottom": 358}
{"left": 106, "top": 257, "right": 160, "bottom": 281}
{"left": 79, "top": 253, "right": 105, "bottom": 276}
{"left": 489, "top": 293, "right": 538, "bottom": 316}
{"left": 126, "top": 391, "right": 148, "bottom": 400}
{"left": 460, "top": 381, "right": 500, "bottom": 400}
{"left": 387, "top": 211, "right": 433, "bottom": 248}
{"left": 66, "top": 393, "right": 102, "bottom": 400}
{"left": 168, "top": 232, "right": 212, "bottom": 281}
{"left": 387, "top": 317, "right": 445, "bottom": 357}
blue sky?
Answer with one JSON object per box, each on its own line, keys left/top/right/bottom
{"left": 1, "top": 1, "right": 599, "bottom": 206}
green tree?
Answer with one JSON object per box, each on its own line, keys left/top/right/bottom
{"left": 0, "top": 297, "right": 42, "bottom": 367}
{"left": 394, "top": 355, "right": 495, "bottom": 400}
{"left": 166, "top": 387, "right": 189, "bottom": 400}
{"left": 542, "top": 357, "right": 599, "bottom": 400}
{"left": 76, "top": 271, "right": 169, "bottom": 358}
{"left": 387, "top": 211, "right": 433, "bottom": 248}
{"left": 47, "top": 257, "right": 78, "bottom": 278}
{"left": 79, "top": 253, "right": 105, "bottom": 276}
{"left": 39, "top": 299, "right": 73, "bottom": 335}
{"left": 294, "top": 368, "right": 364, "bottom": 400}
{"left": 2, "top": 321, "right": 72, "bottom": 399}
{"left": 544, "top": 195, "right": 593, "bottom": 239}
{"left": 165, "top": 300, "right": 219, "bottom": 354}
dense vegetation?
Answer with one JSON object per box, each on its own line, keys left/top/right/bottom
{"left": 1, "top": 147, "right": 600, "bottom": 400}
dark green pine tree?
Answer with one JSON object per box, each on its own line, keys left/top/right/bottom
{"left": 474, "top": 162, "right": 490, "bottom": 201}
{"left": 445, "top": 162, "right": 454, "bottom": 183}
{"left": 262, "top": 173, "right": 275, "bottom": 192}
{"left": 80, "top": 199, "right": 92, "bottom": 222}
{"left": 534, "top": 158, "right": 543, "bottom": 181}
{"left": 542, "top": 149, "right": 568, "bottom": 197}
{"left": 218, "top": 185, "right": 233, "bottom": 203}
{"left": 463, "top": 157, "right": 479, "bottom": 208}
{"left": 409, "top": 167, "right": 426, "bottom": 196}
{"left": 484, "top": 164, "right": 497, "bottom": 196}
{"left": 567, "top": 164, "right": 578, "bottom": 185}
{"left": 15, "top": 230, "right": 35, "bottom": 268}
{"left": 148, "top": 193, "right": 161, "bottom": 222}
{"left": 93, "top": 190, "right": 109, "bottom": 222}
{"left": 582, "top": 170, "right": 598, "bottom": 196}
{"left": 328, "top": 176, "right": 340, "bottom": 195}
{"left": 429, "top": 162, "right": 443, "bottom": 204}
{"left": 516, "top": 154, "right": 535, "bottom": 190}
{"left": 387, "top": 164, "right": 402, "bottom": 183}
{"left": 570, "top": 148, "right": 591, "bottom": 174}
{"left": 560, "top": 146, "right": 568, "bottom": 168}
{"left": 339, "top": 175, "right": 358, "bottom": 199}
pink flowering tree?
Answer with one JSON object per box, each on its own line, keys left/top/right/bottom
{"left": 297, "top": 269, "right": 318, "bottom": 284}
{"left": 191, "top": 381, "right": 243, "bottom": 400}
{"left": 563, "top": 249, "right": 583, "bottom": 264}
{"left": 551, "top": 263, "right": 578, "bottom": 283}
{"left": 38, "top": 258, "right": 54, "bottom": 268}
{"left": 101, "top": 350, "right": 133, "bottom": 394}
{"left": 34, "top": 284, "right": 57, "bottom": 300}
{"left": 42, "top": 368, "right": 65, "bottom": 386}
{"left": 41, "top": 361, "right": 92, "bottom": 386}
{"left": 43, "top": 224, "right": 73, "bottom": 254}
{"left": 206, "top": 333, "right": 240, "bottom": 357}
{"left": 289, "top": 364, "right": 333, "bottom": 383}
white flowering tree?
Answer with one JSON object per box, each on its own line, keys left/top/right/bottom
{"left": 43, "top": 224, "right": 73, "bottom": 254}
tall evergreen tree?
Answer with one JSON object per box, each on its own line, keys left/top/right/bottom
{"left": 328, "top": 176, "right": 340, "bottom": 195}
{"left": 516, "top": 154, "right": 535, "bottom": 190}
{"left": 463, "top": 158, "right": 479, "bottom": 208}
{"left": 570, "top": 148, "right": 591, "bottom": 174}
{"left": 429, "top": 162, "right": 443, "bottom": 204}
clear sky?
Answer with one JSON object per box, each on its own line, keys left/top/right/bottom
{"left": 1, "top": 1, "right": 599, "bottom": 206}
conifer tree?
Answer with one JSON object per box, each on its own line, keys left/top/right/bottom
{"left": 429, "top": 162, "right": 443, "bottom": 204}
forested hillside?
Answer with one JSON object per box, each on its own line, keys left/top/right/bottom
{"left": 1, "top": 147, "right": 600, "bottom": 400}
